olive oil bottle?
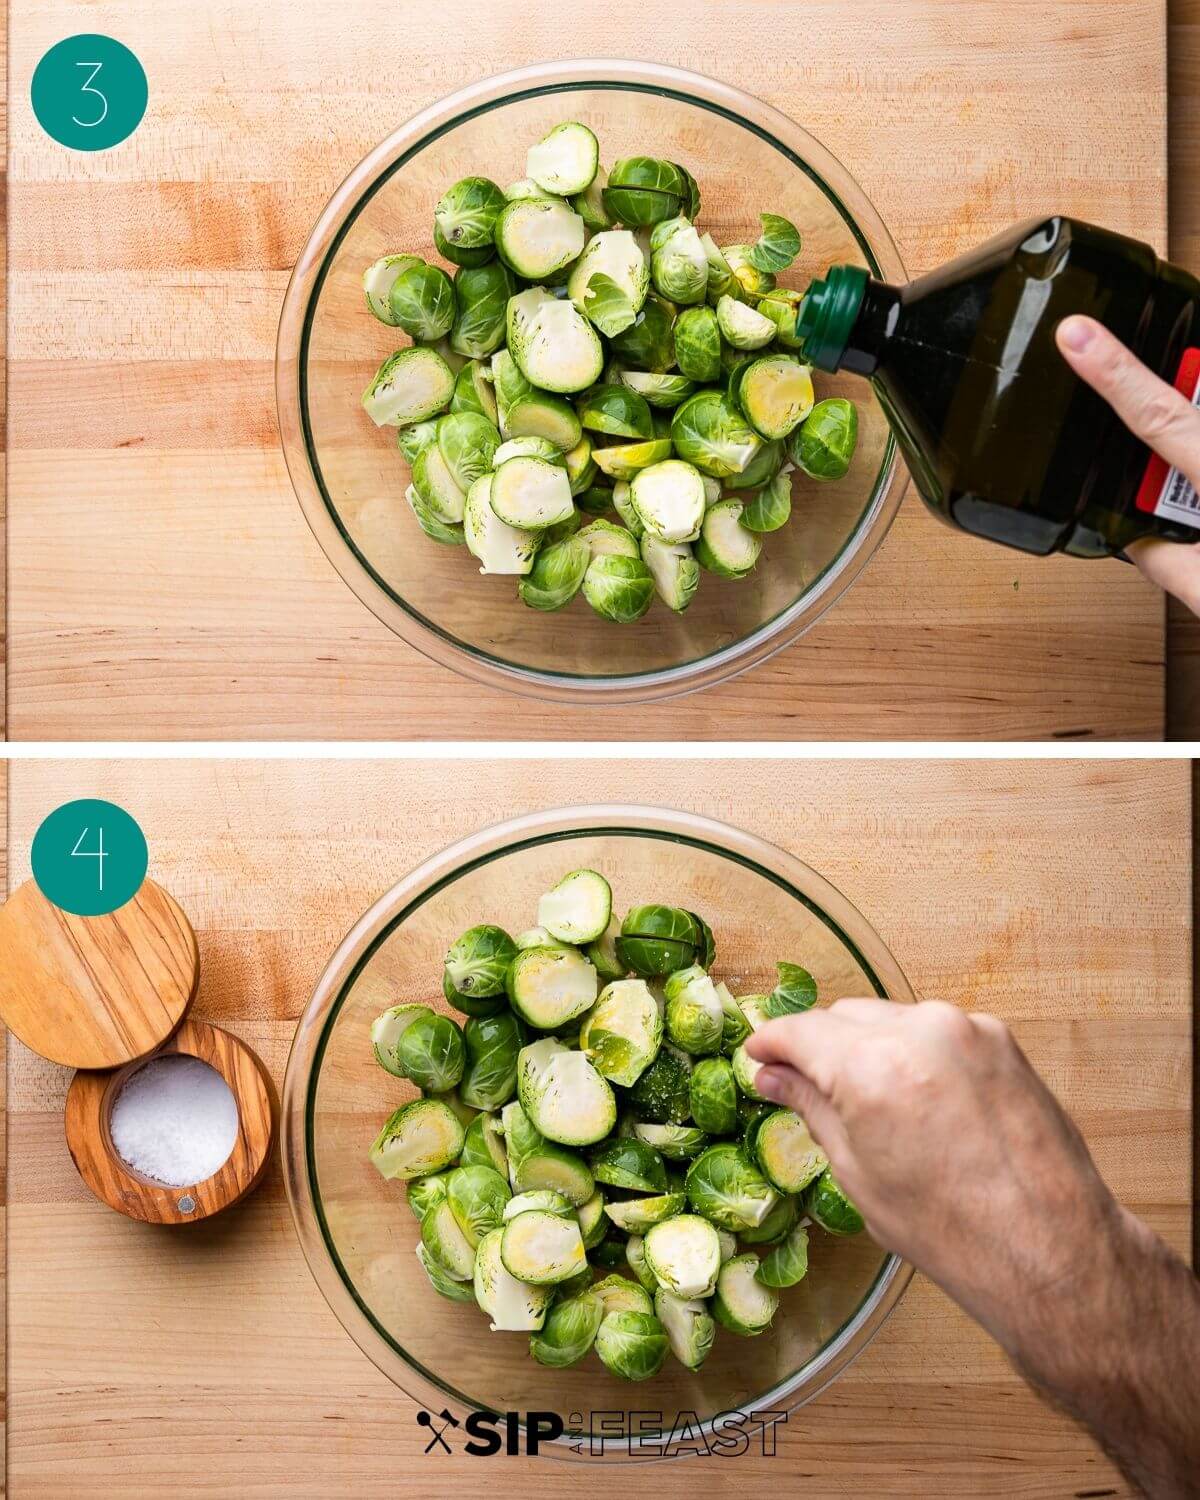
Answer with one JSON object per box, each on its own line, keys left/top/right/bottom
{"left": 797, "top": 217, "right": 1200, "bottom": 557}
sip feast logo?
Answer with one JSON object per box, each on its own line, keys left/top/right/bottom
{"left": 416, "top": 1408, "right": 787, "bottom": 1458}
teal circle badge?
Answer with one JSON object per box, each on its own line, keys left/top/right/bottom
{"left": 31, "top": 35, "right": 147, "bottom": 152}
{"left": 31, "top": 799, "right": 149, "bottom": 917}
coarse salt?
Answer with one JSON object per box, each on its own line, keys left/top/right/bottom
{"left": 110, "top": 1054, "right": 239, "bottom": 1187}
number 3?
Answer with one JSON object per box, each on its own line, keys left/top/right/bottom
{"left": 72, "top": 61, "right": 108, "bottom": 129}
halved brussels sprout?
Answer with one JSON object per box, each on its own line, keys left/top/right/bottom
{"left": 624, "top": 1235, "right": 658, "bottom": 1293}
{"left": 664, "top": 965, "right": 724, "bottom": 1056}
{"left": 766, "top": 961, "right": 819, "bottom": 1017}
{"left": 791, "top": 397, "right": 858, "bottom": 481}
{"left": 671, "top": 390, "right": 762, "bottom": 478}
{"left": 700, "top": 233, "right": 736, "bottom": 302}
{"left": 438, "top": 410, "right": 501, "bottom": 492}
{"left": 684, "top": 1143, "right": 779, "bottom": 1230}
{"left": 397, "top": 419, "right": 441, "bottom": 465}
{"left": 584, "top": 913, "right": 626, "bottom": 981}
{"left": 757, "top": 1223, "right": 810, "bottom": 1288}
{"left": 464, "top": 474, "right": 539, "bottom": 576}
{"left": 806, "top": 1166, "right": 865, "bottom": 1235}
{"left": 506, "top": 287, "right": 604, "bottom": 394}
{"left": 518, "top": 1038, "right": 616, "bottom": 1146}
{"left": 412, "top": 441, "right": 466, "bottom": 525}
{"left": 619, "top": 371, "right": 695, "bottom": 408}
{"left": 643, "top": 1212, "right": 721, "bottom": 1298}
{"left": 633, "top": 1122, "right": 709, "bottom": 1160}
{"left": 530, "top": 1288, "right": 603, "bottom": 1367}
{"left": 628, "top": 1043, "right": 692, "bottom": 1126}
{"left": 757, "top": 287, "right": 806, "bottom": 350}
{"left": 611, "top": 480, "right": 644, "bottom": 538}
{"left": 363, "top": 253, "right": 421, "bottom": 325}
{"left": 407, "top": 1170, "right": 451, "bottom": 1220}
{"left": 737, "top": 993, "right": 773, "bottom": 1031}
{"left": 501, "top": 1208, "right": 587, "bottom": 1284}
{"left": 474, "top": 1227, "right": 553, "bottom": 1331}
{"left": 712, "top": 1252, "right": 778, "bottom": 1335}
{"left": 589, "top": 1136, "right": 669, "bottom": 1194}
{"left": 580, "top": 977, "right": 663, "bottom": 1087}
{"left": 590, "top": 438, "right": 674, "bottom": 482}
{"left": 395, "top": 1011, "right": 466, "bottom": 1093}
{"left": 582, "top": 554, "right": 655, "bottom": 623}
{"left": 506, "top": 392, "right": 584, "bottom": 453}
{"left": 512, "top": 1142, "right": 595, "bottom": 1205}
{"left": 450, "top": 359, "right": 500, "bottom": 425}
{"left": 579, "top": 519, "right": 640, "bottom": 561}
{"left": 494, "top": 198, "right": 585, "bottom": 280}
{"left": 739, "top": 1191, "right": 798, "bottom": 1246}
{"left": 639, "top": 533, "right": 700, "bottom": 614}
{"left": 722, "top": 244, "right": 777, "bottom": 302}
{"left": 741, "top": 469, "right": 793, "bottom": 533}
{"left": 688, "top": 1055, "right": 739, "bottom": 1135}
{"left": 649, "top": 216, "right": 709, "bottom": 305}
{"left": 517, "top": 533, "right": 590, "bottom": 611}
{"left": 603, "top": 1191, "right": 686, "bottom": 1233}
{"left": 567, "top": 230, "right": 649, "bottom": 338}
{"left": 503, "top": 177, "right": 558, "bottom": 203}
{"left": 629, "top": 459, "right": 705, "bottom": 544}
{"left": 434, "top": 223, "right": 494, "bottom": 269}
{"left": 490, "top": 347, "right": 533, "bottom": 428}
{"left": 362, "top": 347, "right": 455, "bottom": 428}
{"left": 737, "top": 355, "right": 815, "bottom": 440}
{"left": 594, "top": 1309, "right": 670, "bottom": 1381}
{"left": 744, "top": 212, "right": 802, "bottom": 273}
{"left": 564, "top": 435, "right": 596, "bottom": 494}
{"left": 592, "top": 1274, "right": 654, "bottom": 1318}
{"left": 460, "top": 1111, "right": 509, "bottom": 1176}
{"left": 515, "top": 926, "right": 554, "bottom": 952}
{"left": 527, "top": 122, "right": 599, "bottom": 195}
{"left": 449, "top": 260, "right": 515, "bottom": 359}
{"left": 537, "top": 868, "right": 613, "bottom": 944}
{"left": 460, "top": 1010, "right": 524, "bottom": 1111}
{"left": 417, "top": 1242, "right": 477, "bottom": 1302}
{"left": 421, "top": 1198, "right": 477, "bottom": 1280}
{"left": 731, "top": 1039, "right": 767, "bottom": 1100}
{"left": 617, "top": 905, "right": 703, "bottom": 978}
{"left": 507, "top": 945, "right": 598, "bottom": 1029}
{"left": 578, "top": 384, "right": 654, "bottom": 441}
{"left": 494, "top": 436, "right": 564, "bottom": 467}
{"left": 435, "top": 175, "right": 507, "bottom": 254}
{"left": 370, "top": 1003, "right": 433, "bottom": 1077}
{"left": 505, "top": 1188, "right": 573, "bottom": 1220}
{"left": 695, "top": 499, "right": 762, "bottom": 579}
{"left": 446, "top": 1164, "right": 512, "bottom": 1247}
{"left": 489, "top": 455, "right": 576, "bottom": 531}
{"left": 608, "top": 296, "right": 676, "bottom": 372}
{"left": 716, "top": 294, "right": 777, "bottom": 351}
{"left": 716, "top": 982, "right": 751, "bottom": 1054}
{"left": 603, "top": 157, "right": 689, "bottom": 226}
{"left": 577, "top": 1187, "right": 608, "bottom": 1249}
{"left": 442, "top": 968, "right": 506, "bottom": 1020}
{"left": 571, "top": 165, "right": 612, "bottom": 230}
{"left": 655, "top": 1288, "right": 716, "bottom": 1371}
{"left": 445, "top": 924, "right": 517, "bottom": 999}
{"left": 388, "top": 261, "right": 457, "bottom": 342}
{"left": 668, "top": 305, "right": 721, "bottom": 385}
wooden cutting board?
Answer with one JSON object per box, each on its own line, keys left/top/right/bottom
{"left": 6, "top": 0, "right": 1169, "bottom": 741}
{"left": 5, "top": 757, "right": 1191, "bottom": 1496}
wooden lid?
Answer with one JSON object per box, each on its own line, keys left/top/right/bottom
{"left": 0, "top": 878, "right": 199, "bottom": 1069}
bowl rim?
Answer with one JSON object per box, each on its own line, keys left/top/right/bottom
{"left": 276, "top": 59, "right": 909, "bottom": 706}
{"left": 281, "top": 803, "right": 915, "bottom": 1458}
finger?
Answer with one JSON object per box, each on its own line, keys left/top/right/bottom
{"left": 1056, "top": 317, "right": 1200, "bottom": 481}
{"left": 1127, "top": 537, "right": 1200, "bottom": 616}
{"left": 755, "top": 1064, "right": 850, "bottom": 1159}
{"left": 827, "top": 997, "right": 896, "bottom": 1025}
{"left": 744, "top": 1010, "right": 861, "bottom": 1093}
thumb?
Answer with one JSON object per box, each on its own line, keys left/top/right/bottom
{"left": 1127, "top": 537, "right": 1200, "bottom": 616}
{"left": 755, "top": 1064, "right": 848, "bottom": 1163}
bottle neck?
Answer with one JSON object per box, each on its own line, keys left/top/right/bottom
{"left": 839, "top": 279, "right": 902, "bottom": 377}
{"left": 796, "top": 264, "right": 902, "bottom": 377}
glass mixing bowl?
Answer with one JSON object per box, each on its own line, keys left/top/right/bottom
{"left": 277, "top": 60, "right": 907, "bottom": 704}
{"left": 282, "top": 806, "right": 914, "bottom": 1458}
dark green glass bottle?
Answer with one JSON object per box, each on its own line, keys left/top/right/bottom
{"left": 797, "top": 217, "right": 1200, "bottom": 557}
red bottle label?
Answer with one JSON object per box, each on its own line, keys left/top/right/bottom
{"left": 1134, "top": 346, "right": 1200, "bottom": 527}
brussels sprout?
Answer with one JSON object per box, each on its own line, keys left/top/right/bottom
{"left": 579, "top": 518, "right": 640, "bottom": 561}
{"left": 639, "top": 533, "right": 700, "bottom": 614}
{"left": 370, "top": 1003, "right": 433, "bottom": 1077}
{"left": 445, "top": 924, "right": 517, "bottom": 999}
{"left": 737, "top": 993, "right": 773, "bottom": 1031}
{"left": 611, "top": 480, "right": 645, "bottom": 538}
{"left": 397, "top": 419, "right": 441, "bottom": 465}
{"left": 362, "top": 346, "right": 455, "bottom": 428}
{"left": 494, "top": 198, "right": 585, "bottom": 280}
{"left": 439, "top": 410, "right": 501, "bottom": 494}
{"left": 578, "top": 384, "right": 654, "bottom": 441}
{"left": 577, "top": 483, "right": 615, "bottom": 517}
{"left": 716, "top": 1228, "right": 738, "bottom": 1263}
{"left": 642, "top": 1212, "right": 721, "bottom": 1298}
{"left": 517, "top": 533, "right": 590, "bottom": 611}
{"left": 507, "top": 945, "right": 598, "bottom": 1029}
{"left": 688, "top": 1055, "right": 739, "bottom": 1135}
{"left": 745, "top": 211, "right": 802, "bottom": 273}
{"left": 434, "top": 175, "right": 506, "bottom": 256}
{"left": 617, "top": 905, "right": 703, "bottom": 978}
{"left": 557, "top": 1265, "right": 596, "bottom": 1300}
{"left": 411, "top": 441, "right": 467, "bottom": 526}
{"left": 363, "top": 253, "right": 421, "bottom": 325}
{"left": 590, "top": 1233, "right": 628, "bottom": 1269}
{"left": 565, "top": 231, "right": 649, "bottom": 339}
{"left": 435, "top": 224, "right": 495, "bottom": 269}
{"left": 459, "top": 1010, "right": 524, "bottom": 1111}
{"left": 420, "top": 1196, "right": 477, "bottom": 1280}
{"left": 582, "top": 554, "right": 655, "bottom": 623}
{"left": 730, "top": 1039, "right": 767, "bottom": 1101}
{"left": 648, "top": 216, "right": 709, "bottom": 305}
{"left": 603, "top": 157, "right": 689, "bottom": 226}
{"left": 633, "top": 1122, "right": 709, "bottom": 1160}
{"left": 450, "top": 359, "right": 500, "bottom": 426}
{"left": 603, "top": 1192, "right": 686, "bottom": 1233}
{"left": 589, "top": 1136, "right": 669, "bottom": 1194}
{"left": 464, "top": 474, "right": 539, "bottom": 576}
{"left": 655, "top": 1288, "right": 716, "bottom": 1371}
{"left": 594, "top": 1309, "right": 669, "bottom": 1381}
{"left": 663, "top": 965, "right": 724, "bottom": 1056}
{"left": 715, "top": 294, "right": 777, "bottom": 352}
{"left": 627, "top": 459, "right": 706, "bottom": 545}
{"left": 580, "top": 977, "right": 663, "bottom": 1087}
{"left": 488, "top": 454, "right": 575, "bottom": 532}
{"left": 494, "top": 436, "right": 565, "bottom": 468}
{"left": 628, "top": 1044, "right": 692, "bottom": 1126}
{"left": 503, "top": 177, "right": 558, "bottom": 203}
{"left": 699, "top": 233, "right": 736, "bottom": 302}
{"left": 442, "top": 968, "right": 506, "bottom": 1020}
{"left": 504, "top": 1188, "right": 574, "bottom": 1221}
{"left": 617, "top": 371, "right": 694, "bottom": 409}
{"left": 571, "top": 164, "right": 612, "bottom": 230}
{"left": 766, "top": 961, "right": 819, "bottom": 1017}
{"left": 714, "top": 982, "right": 751, "bottom": 1054}
{"left": 407, "top": 1170, "right": 452, "bottom": 1220}
{"left": 445, "top": 1163, "right": 512, "bottom": 1248}
{"left": 737, "top": 355, "right": 815, "bottom": 440}
{"left": 518, "top": 1038, "right": 616, "bottom": 1146}
{"left": 448, "top": 261, "right": 514, "bottom": 359}
{"left": 514, "top": 926, "right": 555, "bottom": 953}
{"left": 530, "top": 1287, "right": 603, "bottom": 1368}
{"left": 757, "top": 287, "right": 806, "bottom": 350}
{"left": 577, "top": 1187, "right": 608, "bottom": 1249}
{"left": 460, "top": 1111, "right": 509, "bottom": 1176}
{"left": 725, "top": 434, "right": 786, "bottom": 492}
{"left": 564, "top": 435, "right": 597, "bottom": 495}
{"left": 490, "top": 348, "right": 533, "bottom": 428}
{"left": 608, "top": 296, "right": 676, "bottom": 372}
{"left": 512, "top": 1142, "right": 595, "bottom": 1205}
{"left": 791, "top": 397, "right": 859, "bottom": 481}
{"left": 527, "top": 121, "right": 599, "bottom": 195}
{"left": 712, "top": 1253, "right": 778, "bottom": 1336}
{"left": 757, "top": 1223, "right": 810, "bottom": 1288}
{"left": 658, "top": 308, "right": 718, "bottom": 388}
{"left": 723, "top": 244, "right": 777, "bottom": 302}
{"left": 506, "top": 287, "right": 604, "bottom": 394}
{"left": 536, "top": 869, "right": 612, "bottom": 945}
{"left": 474, "top": 1227, "right": 553, "bottom": 1331}
{"left": 501, "top": 1208, "right": 587, "bottom": 1284}
{"left": 583, "top": 913, "right": 626, "bottom": 981}
{"left": 741, "top": 470, "right": 793, "bottom": 533}
{"left": 592, "top": 1274, "right": 654, "bottom": 1317}
{"left": 739, "top": 1191, "right": 798, "bottom": 1245}
{"left": 416, "top": 1242, "right": 477, "bottom": 1302}
{"left": 590, "top": 438, "right": 674, "bottom": 482}
{"left": 426, "top": 1087, "right": 479, "bottom": 1130}
{"left": 806, "top": 1166, "right": 865, "bottom": 1235}
{"left": 695, "top": 499, "right": 762, "bottom": 579}
{"left": 671, "top": 390, "right": 761, "bottom": 478}
{"left": 684, "top": 1143, "right": 779, "bottom": 1230}
{"left": 395, "top": 1011, "right": 466, "bottom": 1093}
{"left": 387, "top": 261, "right": 457, "bottom": 342}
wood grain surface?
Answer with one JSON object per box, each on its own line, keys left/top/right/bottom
{"left": 0, "top": 878, "right": 198, "bottom": 1070}
{"left": 6, "top": 1, "right": 1170, "bottom": 741}
{"left": 4, "top": 757, "right": 1191, "bottom": 1496}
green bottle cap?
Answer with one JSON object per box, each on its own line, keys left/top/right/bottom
{"left": 795, "top": 264, "right": 868, "bottom": 372}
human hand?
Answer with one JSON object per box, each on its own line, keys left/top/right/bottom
{"left": 1056, "top": 315, "right": 1200, "bottom": 612}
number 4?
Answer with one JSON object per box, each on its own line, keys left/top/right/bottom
{"left": 72, "top": 62, "right": 109, "bottom": 129}
{"left": 71, "top": 826, "right": 108, "bottom": 891}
